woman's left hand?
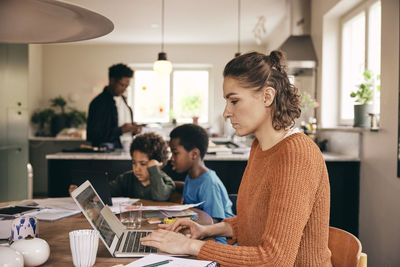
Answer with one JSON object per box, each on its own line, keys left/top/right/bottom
{"left": 141, "top": 229, "right": 204, "bottom": 256}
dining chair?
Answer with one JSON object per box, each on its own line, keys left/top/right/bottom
{"left": 228, "top": 194, "right": 238, "bottom": 215}
{"left": 328, "top": 226, "right": 367, "bottom": 267}
{"left": 169, "top": 180, "right": 184, "bottom": 203}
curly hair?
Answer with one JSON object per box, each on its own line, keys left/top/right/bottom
{"left": 223, "top": 50, "right": 301, "bottom": 130}
{"left": 130, "top": 132, "right": 169, "bottom": 166}
{"left": 169, "top": 124, "right": 209, "bottom": 159}
{"left": 109, "top": 63, "right": 134, "bottom": 80}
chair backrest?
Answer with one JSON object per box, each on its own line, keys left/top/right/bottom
{"left": 228, "top": 194, "right": 237, "bottom": 215}
{"left": 169, "top": 180, "right": 184, "bottom": 203}
{"left": 328, "top": 226, "right": 366, "bottom": 267}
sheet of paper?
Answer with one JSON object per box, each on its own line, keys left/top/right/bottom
{"left": 125, "top": 254, "right": 216, "bottom": 267}
{"left": 30, "top": 209, "right": 80, "bottom": 221}
{"left": 161, "top": 210, "right": 198, "bottom": 218}
{"left": 109, "top": 198, "right": 138, "bottom": 214}
{"left": 0, "top": 219, "right": 12, "bottom": 239}
{"left": 135, "top": 202, "right": 204, "bottom": 211}
{"left": 27, "top": 198, "right": 80, "bottom": 211}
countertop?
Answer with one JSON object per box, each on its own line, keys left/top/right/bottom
{"left": 46, "top": 150, "right": 360, "bottom": 162}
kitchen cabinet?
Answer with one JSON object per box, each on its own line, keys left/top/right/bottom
{"left": 29, "top": 138, "right": 86, "bottom": 196}
{"left": 0, "top": 44, "right": 29, "bottom": 202}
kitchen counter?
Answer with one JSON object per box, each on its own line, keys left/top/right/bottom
{"left": 45, "top": 150, "right": 360, "bottom": 162}
{"left": 46, "top": 151, "right": 251, "bottom": 161}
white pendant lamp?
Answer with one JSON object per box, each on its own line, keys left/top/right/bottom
{"left": 153, "top": 0, "right": 172, "bottom": 76}
{"left": 235, "top": 0, "right": 241, "bottom": 57}
{"left": 0, "top": 0, "right": 113, "bottom": 44}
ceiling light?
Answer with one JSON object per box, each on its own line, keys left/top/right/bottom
{"left": 0, "top": 0, "right": 113, "bottom": 44}
{"left": 235, "top": 0, "right": 241, "bottom": 57}
{"left": 153, "top": 0, "right": 172, "bottom": 76}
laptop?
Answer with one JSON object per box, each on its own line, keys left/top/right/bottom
{"left": 70, "top": 169, "right": 113, "bottom": 206}
{"left": 71, "top": 180, "right": 159, "bottom": 257}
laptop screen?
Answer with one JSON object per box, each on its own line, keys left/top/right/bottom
{"left": 74, "top": 185, "right": 116, "bottom": 247}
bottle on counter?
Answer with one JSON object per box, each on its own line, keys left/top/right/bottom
{"left": 308, "top": 117, "right": 317, "bottom": 142}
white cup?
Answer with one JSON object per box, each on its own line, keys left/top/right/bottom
{"left": 119, "top": 201, "right": 142, "bottom": 229}
{"left": 69, "top": 229, "right": 99, "bottom": 267}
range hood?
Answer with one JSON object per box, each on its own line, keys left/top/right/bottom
{"left": 279, "top": 0, "right": 317, "bottom": 71}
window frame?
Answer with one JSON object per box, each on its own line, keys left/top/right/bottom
{"left": 339, "top": 0, "right": 381, "bottom": 125}
{"left": 128, "top": 63, "right": 212, "bottom": 125}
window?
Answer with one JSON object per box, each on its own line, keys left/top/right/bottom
{"left": 127, "top": 66, "right": 210, "bottom": 124}
{"left": 340, "top": 0, "right": 381, "bottom": 123}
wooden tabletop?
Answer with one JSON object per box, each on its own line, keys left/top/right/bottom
{"left": 3, "top": 199, "right": 213, "bottom": 267}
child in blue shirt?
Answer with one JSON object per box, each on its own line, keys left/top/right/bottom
{"left": 169, "top": 124, "right": 233, "bottom": 243}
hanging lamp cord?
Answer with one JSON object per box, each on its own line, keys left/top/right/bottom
{"left": 161, "top": 0, "right": 165, "bottom": 52}
{"left": 237, "top": 0, "right": 241, "bottom": 54}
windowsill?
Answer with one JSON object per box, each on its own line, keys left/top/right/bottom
{"left": 319, "top": 126, "right": 380, "bottom": 133}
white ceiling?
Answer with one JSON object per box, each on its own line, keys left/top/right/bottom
{"left": 65, "top": 0, "right": 288, "bottom": 45}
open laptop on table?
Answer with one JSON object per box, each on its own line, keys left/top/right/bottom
{"left": 71, "top": 180, "right": 161, "bottom": 257}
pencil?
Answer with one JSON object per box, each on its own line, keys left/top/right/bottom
{"left": 142, "top": 259, "right": 172, "bottom": 267}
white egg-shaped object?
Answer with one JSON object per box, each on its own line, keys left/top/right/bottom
{"left": 11, "top": 237, "right": 50, "bottom": 267}
{"left": 0, "top": 247, "right": 24, "bottom": 267}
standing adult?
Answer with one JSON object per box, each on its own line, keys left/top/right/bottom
{"left": 141, "top": 51, "right": 332, "bottom": 266}
{"left": 87, "top": 63, "right": 141, "bottom": 148}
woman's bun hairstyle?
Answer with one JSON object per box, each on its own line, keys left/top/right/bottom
{"left": 223, "top": 50, "right": 301, "bottom": 130}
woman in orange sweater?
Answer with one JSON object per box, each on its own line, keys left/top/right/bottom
{"left": 142, "top": 51, "right": 332, "bottom": 267}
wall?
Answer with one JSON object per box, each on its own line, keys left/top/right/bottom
{"left": 38, "top": 43, "right": 263, "bottom": 133}
{"left": 311, "top": 0, "right": 400, "bottom": 265}
{"left": 359, "top": 0, "right": 400, "bottom": 265}
{"left": 28, "top": 44, "right": 43, "bottom": 136}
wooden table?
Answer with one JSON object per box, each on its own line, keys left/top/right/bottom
{"left": 2, "top": 199, "right": 213, "bottom": 267}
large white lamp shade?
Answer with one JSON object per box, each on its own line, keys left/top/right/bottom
{"left": 0, "top": 0, "right": 114, "bottom": 44}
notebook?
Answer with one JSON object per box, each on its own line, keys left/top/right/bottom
{"left": 126, "top": 254, "right": 219, "bottom": 267}
{"left": 71, "top": 180, "right": 171, "bottom": 257}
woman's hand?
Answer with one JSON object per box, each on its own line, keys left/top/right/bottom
{"left": 159, "top": 218, "right": 209, "bottom": 240}
{"left": 68, "top": 184, "right": 78, "bottom": 195}
{"left": 140, "top": 229, "right": 204, "bottom": 256}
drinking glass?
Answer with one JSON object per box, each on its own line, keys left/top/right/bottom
{"left": 119, "top": 201, "right": 142, "bottom": 229}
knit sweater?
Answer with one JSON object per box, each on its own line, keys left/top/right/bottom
{"left": 198, "top": 133, "right": 332, "bottom": 267}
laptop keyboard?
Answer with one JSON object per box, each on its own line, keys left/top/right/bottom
{"left": 122, "top": 231, "right": 158, "bottom": 253}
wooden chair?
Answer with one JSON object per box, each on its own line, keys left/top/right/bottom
{"left": 328, "top": 226, "right": 367, "bottom": 267}
{"left": 228, "top": 194, "right": 238, "bottom": 215}
{"left": 169, "top": 180, "right": 184, "bottom": 203}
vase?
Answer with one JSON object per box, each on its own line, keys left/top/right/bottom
{"left": 0, "top": 247, "right": 24, "bottom": 267}
{"left": 353, "top": 104, "right": 372, "bottom": 128}
{"left": 192, "top": 116, "right": 199, "bottom": 125}
{"left": 50, "top": 114, "right": 68, "bottom": 136}
{"left": 11, "top": 237, "right": 50, "bottom": 267}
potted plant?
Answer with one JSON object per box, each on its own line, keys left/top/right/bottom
{"left": 181, "top": 94, "right": 202, "bottom": 124}
{"left": 31, "top": 108, "right": 55, "bottom": 136}
{"left": 67, "top": 109, "right": 87, "bottom": 128}
{"left": 350, "top": 70, "right": 378, "bottom": 127}
{"left": 50, "top": 96, "right": 68, "bottom": 136}
{"left": 300, "top": 91, "right": 319, "bottom": 121}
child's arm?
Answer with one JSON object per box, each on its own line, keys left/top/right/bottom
{"left": 148, "top": 162, "right": 176, "bottom": 201}
{"left": 108, "top": 173, "right": 126, "bottom": 197}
